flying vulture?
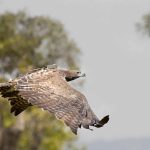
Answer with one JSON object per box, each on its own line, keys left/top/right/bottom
{"left": 0, "top": 64, "right": 109, "bottom": 134}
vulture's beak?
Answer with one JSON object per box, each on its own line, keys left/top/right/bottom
{"left": 78, "top": 73, "right": 86, "bottom": 77}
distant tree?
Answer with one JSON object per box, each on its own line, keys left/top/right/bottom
{"left": 136, "top": 14, "right": 150, "bottom": 37}
{"left": 0, "top": 11, "right": 81, "bottom": 150}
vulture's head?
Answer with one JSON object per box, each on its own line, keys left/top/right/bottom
{"left": 47, "top": 64, "right": 86, "bottom": 82}
{"left": 59, "top": 69, "right": 86, "bottom": 82}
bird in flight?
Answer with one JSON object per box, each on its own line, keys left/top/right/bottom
{"left": 0, "top": 64, "right": 109, "bottom": 134}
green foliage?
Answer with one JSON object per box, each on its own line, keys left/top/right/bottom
{"left": 0, "top": 100, "right": 16, "bottom": 127}
{"left": 136, "top": 14, "right": 150, "bottom": 37}
{"left": 0, "top": 11, "right": 80, "bottom": 150}
{"left": 17, "top": 109, "right": 75, "bottom": 150}
{"left": 0, "top": 11, "right": 80, "bottom": 76}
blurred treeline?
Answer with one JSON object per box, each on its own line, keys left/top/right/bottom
{"left": 136, "top": 13, "right": 150, "bottom": 37}
{"left": 0, "top": 11, "right": 82, "bottom": 150}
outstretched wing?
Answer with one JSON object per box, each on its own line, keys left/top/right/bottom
{"left": 13, "top": 69, "right": 88, "bottom": 134}
{"left": 0, "top": 68, "right": 109, "bottom": 134}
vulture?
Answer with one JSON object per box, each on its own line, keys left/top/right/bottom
{"left": 0, "top": 64, "right": 109, "bottom": 134}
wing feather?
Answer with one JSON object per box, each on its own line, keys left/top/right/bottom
{"left": 0, "top": 68, "right": 108, "bottom": 134}
{"left": 14, "top": 71, "right": 87, "bottom": 133}
{"left": 0, "top": 83, "right": 32, "bottom": 116}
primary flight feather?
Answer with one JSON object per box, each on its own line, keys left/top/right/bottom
{"left": 0, "top": 64, "right": 109, "bottom": 134}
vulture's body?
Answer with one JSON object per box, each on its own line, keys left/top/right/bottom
{"left": 0, "top": 65, "right": 109, "bottom": 134}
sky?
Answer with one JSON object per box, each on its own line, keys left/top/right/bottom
{"left": 0, "top": 0, "right": 150, "bottom": 145}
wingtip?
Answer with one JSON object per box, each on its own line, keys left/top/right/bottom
{"left": 104, "top": 115, "right": 109, "bottom": 121}
{"left": 94, "top": 115, "right": 109, "bottom": 128}
{"left": 100, "top": 115, "right": 109, "bottom": 124}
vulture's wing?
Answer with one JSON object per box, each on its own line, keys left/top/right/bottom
{"left": 0, "top": 68, "right": 109, "bottom": 134}
{"left": 14, "top": 69, "right": 90, "bottom": 134}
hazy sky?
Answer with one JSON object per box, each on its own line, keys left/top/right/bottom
{"left": 1, "top": 0, "right": 150, "bottom": 145}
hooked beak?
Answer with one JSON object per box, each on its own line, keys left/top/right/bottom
{"left": 65, "top": 72, "right": 86, "bottom": 82}
{"left": 78, "top": 72, "right": 86, "bottom": 77}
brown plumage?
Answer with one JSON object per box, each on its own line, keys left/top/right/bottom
{"left": 0, "top": 64, "right": 109, "bottom": 134}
